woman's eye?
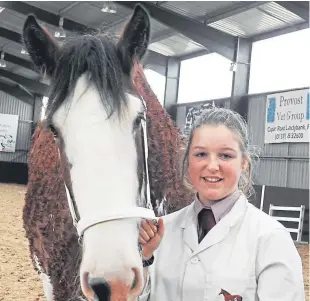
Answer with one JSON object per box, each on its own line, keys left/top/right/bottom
{"left": 195, "top": 152, "right": 207, "bottom": 157}
{"left": 220, "top": 153, "right": 232, "bottom": 159}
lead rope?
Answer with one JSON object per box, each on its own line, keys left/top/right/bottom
{"left": 58, "top": 149, "right": 79, "bottom": 228}
{"left": 142, "top": 113, "right": 151, "bottom": 210}
{"left": 141, "top": 100, "right": 158, "bottom": 228}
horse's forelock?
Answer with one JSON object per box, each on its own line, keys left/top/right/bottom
{"left": 45, "top": 33, "right": 133, "bottom": 126}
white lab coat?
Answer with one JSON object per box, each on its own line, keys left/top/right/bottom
{"left": 139, "top": 195, "right": 305, "bottom": 301}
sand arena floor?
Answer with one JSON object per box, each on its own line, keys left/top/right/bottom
{"left": 0, "top": 183, "right": 309, "bottom": 301}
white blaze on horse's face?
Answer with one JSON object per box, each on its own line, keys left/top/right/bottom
{"left": 53, "top": 75, "right": 145, "bottom": 297}
{"left": 22, "top": 4, "right": 151, "bottom": 301}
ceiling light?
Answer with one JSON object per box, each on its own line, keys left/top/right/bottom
{"left": 54, "top": 17, "right": 66, "bottom": 38}
{"left": 0, "top": 52, "right": 6, "bottom": 68}
{"left": 229, "top": 62, "right": 237, "bottom": 72}
{"left": 0, "top": 7, "right": 5, "bottom": 13}
{"left": 21, "top": 47, "right": 29, "bottom": 55}
{"left": 101, "top": 2, "right": 116, "bottom": 14}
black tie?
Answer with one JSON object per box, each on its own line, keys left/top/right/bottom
{"left": 198, "top": 208, "right": 216, "bottom": 243}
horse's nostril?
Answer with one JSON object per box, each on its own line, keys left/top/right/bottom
{"left": 89, "top": 277, "right": 111, "bottom": 301}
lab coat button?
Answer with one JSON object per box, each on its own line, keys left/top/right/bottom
{"left": 190, "top": 257, "right": 199, "bottom": 264}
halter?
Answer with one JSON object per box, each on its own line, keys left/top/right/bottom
{"left": 59, "top": 98, "right": 156, "bottom": 241}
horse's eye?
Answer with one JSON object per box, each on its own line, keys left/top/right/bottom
{"left": 133, "top": 113, "right": 145, "bottom": 130}
{"left": 49, "top": 125, "right": 58, "bottom": 138}
{"left": 133, "top": 116, "right": 142, "bottom": 129}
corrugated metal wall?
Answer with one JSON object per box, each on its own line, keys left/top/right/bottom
{"left": 247, "top": 88, "right": 309, "bottom": 189}
{"left": 0, "top": 91, "right": 33, "bottom": 164}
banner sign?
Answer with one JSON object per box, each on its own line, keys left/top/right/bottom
{"left": 0, "top": 113, "right": 19, "bottom": 152}
{"left": 264, "top": 89, "right": 309, "bottom": 143}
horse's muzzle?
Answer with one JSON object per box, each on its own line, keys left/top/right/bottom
{"left": 82, "top": 267, "right": 142, "bottom": 301}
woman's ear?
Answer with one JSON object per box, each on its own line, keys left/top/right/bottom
{"left": 117, "top": 4, "right": 150, "bottom": 74}
{"left": 241, "top": 156, "right": 249, "bottom": 172}
{"left": 23, "top": 14, "right": 59, "bottom": 76}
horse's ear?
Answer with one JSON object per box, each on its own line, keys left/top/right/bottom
{"left": 23, "top": 15, "right": 59, "bottom": 76}
{"left": 117, "top": 4, "right": 150, "bottom": 74}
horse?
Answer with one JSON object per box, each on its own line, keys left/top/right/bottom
{"left": 219, "top": 289, "right": 243, "bottom": 301}
{"left": 23, "top": 5, "right": 193, "bottom": 301}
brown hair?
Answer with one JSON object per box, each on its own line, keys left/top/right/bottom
{"left": 181, "top": 107, "right": 258, "bottom": 198}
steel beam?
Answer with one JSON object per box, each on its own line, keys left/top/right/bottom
{"left": 178, "top": 49, "right": 211, "bottom": 61}
{"left": 144, "top": 50, "right": 168, "bottom": 76}
{"left": 202, "top": 1, "right": 269, "bottom": 24}
{"left": 276, "top": 1, "right": 309, "bottom": 22}
{"left": 148, "top": 2, "right": 267, "bottom": 49}
{"left": 251, "top": 21, "right": 309, "bottom": 41}
{"left": 0, "top": 27, "right": 22, "bottom": 44}
{"left": 0, "top": 80, "right": 34, "bottom": 105}
{"left": 0, "top": 1, "right": 90, "bottom": 34}
{"left": 116, "top": 1, "right": 236, "bottom": 61}
{"left": 0, "top": 69, "right": 48, "bottom": 95}
{"left": 229, "top": 37, "right": 252, "bottom": 120}
{"left": 58, "top": 1, "right": 80, "bottom": 15}
{"left": 2, "top": 52, "right": 35, "bottom": 71}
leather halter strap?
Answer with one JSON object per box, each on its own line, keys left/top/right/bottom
{"left": 59, "top": 98, "right": 155, "bottom": 239}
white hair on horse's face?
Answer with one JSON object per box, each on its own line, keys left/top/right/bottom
{"left": 52, "top": 73, "right": 144, "bottom": 293}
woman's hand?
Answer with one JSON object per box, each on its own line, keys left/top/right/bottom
{"left": 139, "top": 218, "right": 164, "bottom": 260}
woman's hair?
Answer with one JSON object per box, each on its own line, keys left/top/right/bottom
{"left": 181, "top": 107, "right": 258, "bottom": 198}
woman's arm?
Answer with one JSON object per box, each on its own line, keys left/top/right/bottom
{"left": 138, "top": 218, "right": 164, "bottom": 301}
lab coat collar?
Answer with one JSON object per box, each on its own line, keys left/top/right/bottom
{"left": 181, "top": 195, "right": 248, "bottom": 253}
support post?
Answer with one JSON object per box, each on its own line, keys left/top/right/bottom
{"left": 163, "top": 57, "right": 180, "bottom": 121}
{"left": 229, "top": 37, "right": 252, "bottom": 120}
{"left": 31, "top": 95, "right": 43, "bottom": 133}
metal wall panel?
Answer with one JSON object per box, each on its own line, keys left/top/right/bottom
{"left": 288, "top": 143, "right": 309, "bottom": 157}
{"left": 253, "top": 158, "right": 288, "bottom": 187}
{"left": 0, "top": 91, "right": 33, "bottom": 164}
{"left": 287, "top": 160, "right": 309, "bottom": 189}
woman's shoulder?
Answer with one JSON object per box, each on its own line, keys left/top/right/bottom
{"left": 245, "top": 201, "right": 289, "bottom": 237}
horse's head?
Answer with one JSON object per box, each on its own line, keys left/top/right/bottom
{"left": 23, "top": 5, "right": 152, "bottom": 301}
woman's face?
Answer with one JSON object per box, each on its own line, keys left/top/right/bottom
{"left": 188, "top": 124, "right": 247, "bottom": 203}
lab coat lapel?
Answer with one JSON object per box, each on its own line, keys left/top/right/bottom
{"left": 181, "top": 203, "right": 199, "bottom": 252}
{"left": 194, "top": 195, "right": 248, "bottom": 255}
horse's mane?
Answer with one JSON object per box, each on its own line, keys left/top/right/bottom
{"left": 24, "top": 63, "right": 194, "bottom": 300}
{"left": 45, "top": 33, "right": 132, "bottom": 125}
{"left": 133, "top": 63, "right": 194, "bottom": 214}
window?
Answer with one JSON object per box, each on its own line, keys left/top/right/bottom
{"left": 41, "top": 96, "right": 48, "bottom": 120}
{"left": 178, "top": 53, "right": 233, "bottom": 103}
{"left": 249, "top": 28, "right": 310, "bottom": 94}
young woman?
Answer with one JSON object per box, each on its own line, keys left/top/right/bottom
{"left": 138, "top": 108, "right": 305, "bottom": 301}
